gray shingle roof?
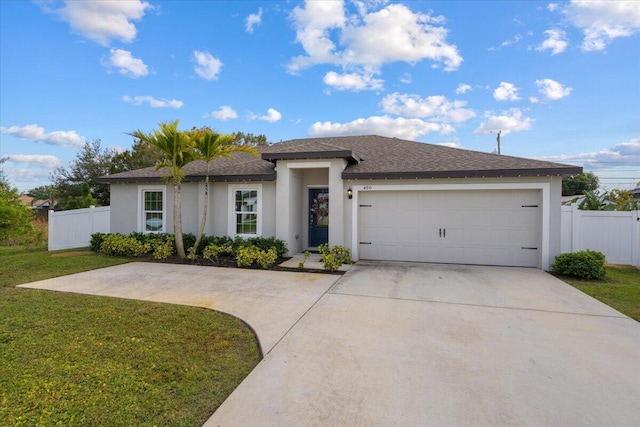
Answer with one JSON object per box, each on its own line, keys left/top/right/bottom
{"left": 98, "top": 135, "right": 581, "bottom": 183}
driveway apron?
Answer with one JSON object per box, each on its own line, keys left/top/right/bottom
{"left": 206, "top": 262, "right": 640, "bottom": 427}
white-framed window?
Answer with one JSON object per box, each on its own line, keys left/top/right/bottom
{"left": 228, "top": 184, "right": 262, "bottom": 237}
{"left": 138, "top": 185, "right": 166, "bottom": 233}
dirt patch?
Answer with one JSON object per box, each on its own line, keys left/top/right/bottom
{"left": 52, "top": 251, "right": 94, "bottom": 257}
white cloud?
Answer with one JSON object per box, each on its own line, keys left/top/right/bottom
{"left": 455, "top": 83, "right": 472, "bottom": 95}
{"left": 535, "top": 78, "right": 573, "bottom": 100}
{"left": 5, "top": 154, "right": 62, "bottom": 169}
{"left": 563, "top": 0, "right": 640, "bottom": 51}
{"left": 309, "top": 115, "right": 454, "bottom": 140}
{"left": 399, "top": 73, "right": 412, "bottom": 84}
{"left": 548, "top": 3, "right": 559, "bottom": 12}
{"left": 474, "top": 108, "right": 533, "bottom": 136}
{"left": 246, "top": 8, "right": 263, "bottom": 33}
{"left": 288, "top": 1, "right": 462, "bottom": 75}
{"left": 45, "top": 0, "right": 151, "bottom": 46}
{"left": 122, "top": 95, "right": 183, "bottom": 108}
{"left": 259, "top": 108, "right": 282, "bottom": 123}
{"left": 538, "top": 138, "right": 640, "bottom": 167}
{"left": 493, "top": 82, "right": 521, "bottom": 101}
{"left": 210, "top": 106, "right": 238, "bottom": 121}
{"left": 102, "top": 49, "right": 148, "bottom": 78}
{"left": 1, "top": 124, "right": 85, "bottom": 147}
{"left": 381, "top": 92, "right": 475, "bottom": 123}
{"left": 536, "top": 29, "right": 569, "bottom": 55}
{"left": 437, "top": 142, "right": 462, "bottom": 149}
{"left": 323, "top": 71, "right": 384, "bottom": 91}
{"left": 530, "top": 96, "right": 540, "bottom": 104}
{"left": 193, "top": 50, "right": 223, "bottom": 80}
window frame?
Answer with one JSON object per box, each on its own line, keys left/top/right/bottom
{"left": 228, "top": 184, "right": 262, "bottom": 237}
{"left": 138, "top": 185, "right": 167, "bottom": 234}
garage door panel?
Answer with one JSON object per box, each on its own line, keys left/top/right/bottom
{"left": 359, "top": 190, "right": 541, "bottom": 268}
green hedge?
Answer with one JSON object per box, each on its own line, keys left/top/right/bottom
{"left": 551, "top": 250, "right": 606, "bottom": 280}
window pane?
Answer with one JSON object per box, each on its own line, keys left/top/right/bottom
{"left": 144, "top": 191, "right": 162, "bottom": 211}
{"left": 236, "top": 213, "right": 257, "bottom": 234}
{"left": 145, "top": 212, "right": 163, "bottom": 232}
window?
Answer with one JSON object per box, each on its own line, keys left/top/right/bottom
{"left": 229, "top": 185, "right": 262, "bottom": 236}
{"left": 139, "top": 186, "right": 166, "bottom": 233}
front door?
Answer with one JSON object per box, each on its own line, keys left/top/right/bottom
{"left": 309, "top": 188, "right": 329, "bottom": 247}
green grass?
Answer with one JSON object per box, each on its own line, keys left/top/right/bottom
{"left": 560, "top": 265, "right": 640, "bottom": 321}
{"left": 0, "top": 246, "right": 261, "bottom": 426}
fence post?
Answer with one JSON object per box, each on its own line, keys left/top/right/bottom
{"left": 47, "top": 209, "right": 54, "bottom": 250}
{"left": 634, "top": 210, "right": 640, "bottom": 268}
{"left": 570, "top": 203, "right": 580, "bottom": 252}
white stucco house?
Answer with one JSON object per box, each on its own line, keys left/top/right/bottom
{"left": 98, "top": 135, "right": 582, "bottom": 270}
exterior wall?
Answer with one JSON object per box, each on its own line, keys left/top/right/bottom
{"left": 110, "top": 183, "right": 139, "bottom": 234}
{"left": 109, "top": 180, "right": 277, "bottom": 238}
{"left": 344, "top": 176, "right": 563, "bottom": 270}
{"left": 275, "top": 159, "right": 347, "bottom": 255}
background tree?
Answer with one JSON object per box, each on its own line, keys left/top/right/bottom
{"left": 129, "top": 120, "right": 195, "bottom": 259}
{"left": 51, "top": 139, "right": 117, "bottom": 208}
{"left": 231, "top": 131, "right": 269, "bottom": 147}
{"left": 0, "top": 159, "right": 38, "bottom": 245}
{"left": 190, "top": 130, "right": 258, "bottom": 255}
{"left": 562, "top": 172, "right": 599, "bottom": 196}
{"left": 110, "top": 139, "right": 163, "bottom": 172}
{"left": 607, "top": 189, "right": 638, "bottom": 211}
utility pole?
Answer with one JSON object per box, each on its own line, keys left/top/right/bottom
{"left": 496, "top": 130, "right": 501, "bottom": 155}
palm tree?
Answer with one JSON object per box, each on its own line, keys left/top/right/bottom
{"left": 190, "top": 129, "right": 258, "bottom": 254}
{"left": 129, "top": 120, "right": 195, "bottom": 258}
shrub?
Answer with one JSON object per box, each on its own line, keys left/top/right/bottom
{"left": 90, "top": 232, "right": 106, "bottom": 252}
{"left": 236, "top": 246, "right": 258, "bottom": 267}
{"left": 202, "top": 243, "right": 233, "bottom": 261}
{"left": 256, "top": 248, "right": 278, "bottom": 269}
{"left": 551, "top": 250, "right": 606, "bottom": 280}
{"left": 318, "top": 244, "right": 352, "bottom": 267}
{"left": 153, "top": 238, "right": 174, "bottom": 260}
{"left": 321, "top": 253, "right": 342, "bottom": 272}
{"left": 101, "top": 234, "right": 151, "bottom": 257}
{"left": 247, "top": 237, "right": 288, "bottom": 257}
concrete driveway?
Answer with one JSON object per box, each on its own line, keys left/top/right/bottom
{"left": 207, "top": 262, "right": 640, "bottom": 427}
{"left": 20, "top": 261, "right": 640, "bottom": 426}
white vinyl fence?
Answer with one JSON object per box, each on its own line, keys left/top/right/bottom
{"left": 561, "top": 204, "right": 640, "bottom": 267}
{"left": 48, "top": 206, "right": 110, "bottom": 251}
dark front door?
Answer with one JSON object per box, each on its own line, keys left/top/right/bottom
{"left": 309, "top": 188, "right": 329, "bottom": 247}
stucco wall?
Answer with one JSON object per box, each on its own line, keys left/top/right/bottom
{"left": 110, "top": 183, "right": 141, "bottom": 234}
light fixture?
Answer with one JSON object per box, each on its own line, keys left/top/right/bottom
{"left": 347, "top": 188, "right": 353, "bottom": 199}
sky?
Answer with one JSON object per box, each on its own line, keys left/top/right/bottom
{"left": 1, "top": 0, "right": 639, "bottom": 193}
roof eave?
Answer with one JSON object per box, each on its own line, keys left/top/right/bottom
{"left": 97, "top": 173, "right": 277, "bottom": 184}
{"left": 261, "top": 150, "right": 360, "bottom": 164}
{"left": 342, "top": 166, "right": 583, "bottom": 180}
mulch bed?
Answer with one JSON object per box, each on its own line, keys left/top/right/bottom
{"left": 137, "top": 255, "right": 345, "bottom": 275}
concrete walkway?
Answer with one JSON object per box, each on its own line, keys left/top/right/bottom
{"left": 19, "top": 262, "right": 339, "bottom": 354}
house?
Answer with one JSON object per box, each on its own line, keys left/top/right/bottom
{"left": 18, "top": 195, "right": 53, "bottom": 219}
{"left": 98, "top": 135, "right": 582, "bottom": 270}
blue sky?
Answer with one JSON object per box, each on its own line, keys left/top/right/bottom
{"left": 1, "top": 0, "right": 639, "bottom": 193}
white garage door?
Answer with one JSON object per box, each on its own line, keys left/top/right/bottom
{"left": 358, "top": 190, "right": 541, "bottom": 267}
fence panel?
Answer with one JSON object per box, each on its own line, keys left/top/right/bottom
{"left": 560, "top": 205, "right": 639, "bottom": 266}
{"left": 48, "top": 206, "right": 110, "bottom": 251}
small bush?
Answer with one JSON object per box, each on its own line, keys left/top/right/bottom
{"left": 256, "top": 248, "right": 278, "bottom": 269}
{"left": 551, "top": 250, "right": 606, "bottom": 280}
{"left": 90, "top": 232, "right": 106, "bottom": 252}
{"left": 321, "top": 253, "right": 342, "bottom": 272}
{"left": 236, "top": 246, "right": 258, "bottom": 267}
{"left": 153, "top": 238, "right": 174, "bottom": 260}
{"left": 202, "top": 243, "right": 233, "bottom": 261}
{"left": 247, "top": 237, "right": 288, "bottom": 257}
{"left": 101, "top": 234, "right": 151, "bottom": 257}
{"left": 318, "top": 244, "right": 352, "bottom": 268}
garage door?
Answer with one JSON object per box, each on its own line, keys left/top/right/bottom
{"left": 358, "top": 190, "right": 541, "bottom": 267}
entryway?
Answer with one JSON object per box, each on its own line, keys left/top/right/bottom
{"left": 308, "top": 188, "right": 329, "bottom": 247}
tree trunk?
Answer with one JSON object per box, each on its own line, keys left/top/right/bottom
{"left": 173, "top": 179, "right": 186, "bottom": 258}
{"left": 193, "top": 177, "right": 209, "bottom": 254}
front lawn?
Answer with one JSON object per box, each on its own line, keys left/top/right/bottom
{"left": 0, "top": 247, "right": 261, "bottom": 426}
{"left": 560, "top": 265, "right": 640, "bottom": 321}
